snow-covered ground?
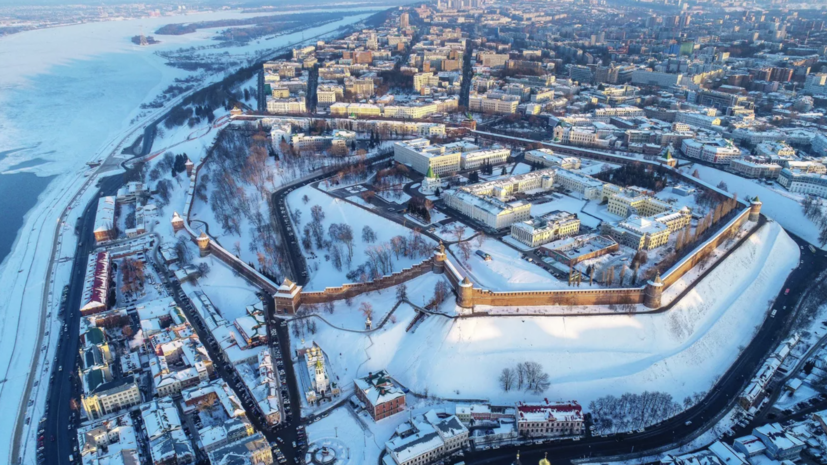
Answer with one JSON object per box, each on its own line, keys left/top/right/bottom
{"left": 0, "top": 8, "right": 377, "bottom": 463}
{"left": 448, "top": 238, "right": 580, "bottom": 291}
{"left": 285, "top": 185, "right": 435, "bottom": 291}
{"left": 686, "top": 163, "right": 823, "bottom": 248}
{"left": 296, "top": 222, "right": 799, "bottom": 409}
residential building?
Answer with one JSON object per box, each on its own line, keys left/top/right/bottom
{"left": 469, "top": 93, "right": 520, "bottom": 114}
{"left": 208, "top": 432, "right": 273, "bottom": 465}
{"left": 81, "top": 375, "right": 142, "bottom": 420}
{"left": 385, "top": 410, "right": 469, "bottom": 465}
{"left": 78, "top": 414, "right": 140, "bottom": 465}
{"left": 80, "top": 252, "right": 111, "bottom": 316}
{"left": 730, "top": 159, "right": 782, "bottom": 179}
{"left": 141, "top": 397, "right": 195, "bottom": 465}
{"left": 778, "top": 169, "right": 827, "bottom": 198}
{"left": 681, "top": 139, "right": 742, "bottom": 165}
{"left": 94, "top": 196, "right": 116, "bottom": 243}
{"left": 266, "top": 97, "right": 306, "bottom": 114}
{"left": 752, "top": 423, "right": 805, "bottom": 460}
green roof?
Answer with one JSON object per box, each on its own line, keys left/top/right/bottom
{"left": 86, "top": 327, "right": 105, "bottom": 345}
{"left": 87, "top": 369, "right": 104, "bottom": 392}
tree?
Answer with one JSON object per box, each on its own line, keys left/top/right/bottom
{"left": 197, "top": 262, "right": 211, "bottom": 278}
{"left": 175, "top": 236, "right": 192, "bottom": 265}
{"left": 432, "top": 280, "right": 449, "bottom": 307}
{"left": 359, "top": 302, "right": 374, "bottom": 320}
{"left": 692, "top": 169, "right": 700, "bottom": 178}
{"left": 516, "top": 362, "right": 527, "bottom": 390}
{"left": 362, "top": 225, "right": 377, "bottom": 243}
{"left": 716, "top": 181, "right": 728, "bottom": 192}
{"left": 310, "top": 204, "right": 325, "bottom": 223}
{"left": 499, "top": 367, "right": 516, "bottom": 392}
{"left": 396, "top": 283, "right": 408, "bottom": 302}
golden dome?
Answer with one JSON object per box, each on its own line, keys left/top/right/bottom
{"left": 539, "top": 452, "right": 551, "bottom": 465}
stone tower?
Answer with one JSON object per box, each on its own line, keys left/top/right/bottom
{"left": 274, "top": 278, "right": 302, "bottom": 314}
{"left": 457, "top": 276, "right": 474, "bottom": 308}
{"left": 171, "top": 212, "right": 184, "bottom": 232}
{"left": 749, "top": 196, "right": 762, "bottom": 222}
{"left": 196, "top": 231, "right": 210, "bottom": 257}
{"left": 643, "top": 272, "right": 663, "bottom": 309}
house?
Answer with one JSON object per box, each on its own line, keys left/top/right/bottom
{"left": 208, "top": 432, "right": 273, "bottom": 465}
{"left": 385, "top": 410, "right": 469, "bottom": 465}
{"left": 354, "top": 370, "right": 406, "bottom": 421}
{"left": 752, "top": 423, "right": 805, "bottom": 460}
{"left": 141, "top": 398, "right": 195, "bottom": 465}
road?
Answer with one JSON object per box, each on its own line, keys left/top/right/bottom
{"left": 459, "top": 233, "right": 827, "bottom": 465}
{"left": 39, "top": 173, "right": 125, "bottom": 465}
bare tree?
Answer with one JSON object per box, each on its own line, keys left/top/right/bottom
{"left": 359, "top": 302, "right": 374, "bottom": 320}
{"left": 362, "top": 225, "right": 377, "bottom": 243}
{"left": 396, "top": 283, "right": 408, "bottom": 302}
{"left": 499, "top": 367, "right": 516, "bottom": 392}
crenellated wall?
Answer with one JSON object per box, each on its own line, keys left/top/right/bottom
{"left": 300, "top": 257, "right": 435, "bottom": 305}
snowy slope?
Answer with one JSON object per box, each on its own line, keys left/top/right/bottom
{"left": 688, "top": 164, "right": 822, "bottom": 248}
{"left": 299, "top": 222, "right": 798, "bottom": 407}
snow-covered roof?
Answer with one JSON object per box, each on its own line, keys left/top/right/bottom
{"left": 94, "top": 196, "right": 116, "bottom": 234}
{"left": 80, "top": 252, "right": 110, "bottom": 313}
{"left": 355, "top": 370, "right": 405, "bottom": 406}
{"left": 515, "top": 401, "right": 583, "bottom": 423}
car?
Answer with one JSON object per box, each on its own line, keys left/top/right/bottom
{"left": 785, "top": 288, "right": 790, "bottom": 295}
{"left": 685, "top": 420, "right": 692, "bottom": 426}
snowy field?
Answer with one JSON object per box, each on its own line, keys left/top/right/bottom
{"left": 298, "top": 222, "right": 799, "bottom": 408}
{"left": 448, "top": 239, "right": 580, "bottom": 291}
{"left": 285, "top": 185, "right": 435, "bottom": 291}
{"left": 687, "top": 164, "right": 823, "bottom": 248}
{"left": 0, "top": 8, "right": 376, "bottom": 463}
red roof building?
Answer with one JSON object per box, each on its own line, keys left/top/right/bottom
{"left": 80, "top": 252, "right": 111, "bottom": 316}
{"left": 516, "top": 400, "right": 584, "bottom": 438}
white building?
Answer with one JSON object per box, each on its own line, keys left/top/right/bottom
{"left": 681, "top": 138, "right": 741, "bottom": 164}
{"left": 510, "top": 211, "right": 581, "bottom": 248}
{"left": 443, "top": 191, "right": 531, "bottom": 229}
{"left": 460, "top": 147, "right": 511, "bottom": 170}
{"left": 393, "top": 139, "right": 461, "bottom": 176}
{"left": 385, "top": 410, "right": 469, "bottom": 465}
{"left": 778, "top": 169, "right": 827, "bottom": 198}
{"left": 524, "top": 149, "right": 581, "bottom": 169}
